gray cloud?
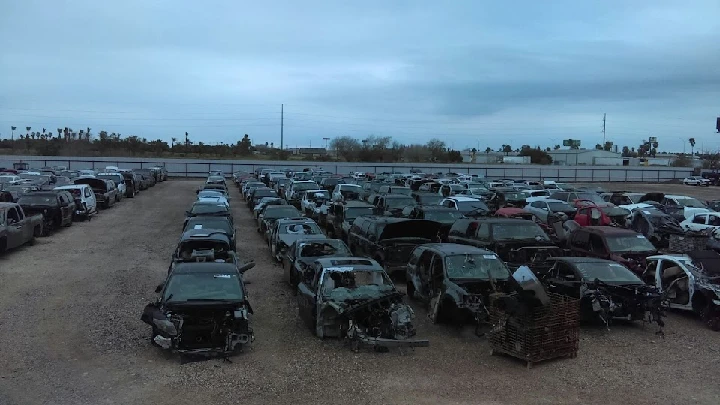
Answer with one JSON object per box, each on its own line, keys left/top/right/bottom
{"left": 1, "top": 0, "right": 719, "bottom": 151}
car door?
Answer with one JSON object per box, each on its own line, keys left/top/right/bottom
{"left": 685, "top": 214, "right": 708, "bottom": 231}
{"left": 296, "top": 265, "right": 320, "bottom": 328}
{"left": 5, "top": 207, "right": 25, "bottom": 248}
{"left": 283, "top": 242, "right": 297, "bottom": 284}
{"left": 57, "top": 194, "right": 70, "bottom": 224}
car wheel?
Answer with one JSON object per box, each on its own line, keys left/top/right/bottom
{"left": 702, "top": 308, "right": 720, "bottom": 331}
{"left": 406, "top": 278, "right": 416, "bottom": 299}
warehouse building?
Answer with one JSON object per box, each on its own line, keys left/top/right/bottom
{"left": 548, "top": 149, "right": 622, "bottom": 165}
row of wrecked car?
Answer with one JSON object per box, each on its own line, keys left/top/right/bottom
{"left": 142, "top": 171, "right": 257, "bottom": 361}
{"left": 0, "top": 164, "right": 167, "bottom": 254}
{"left": 238, "top": 169, "right": 720, "bottom": 336}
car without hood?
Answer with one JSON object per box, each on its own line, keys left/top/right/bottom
{"left": 296, "top": 257, "right": 429, "bottom": 351}
{"left": 282, "top": 238, "right": 353, "bottom": 291}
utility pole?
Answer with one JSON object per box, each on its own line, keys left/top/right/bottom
{"left": 602, "top": 113, "right": 606, "bottom": 144}
{"left": 280, "top": 104, "right": 284, "bottom": 151}
{"left": 323, "top": 137, "right": 330, "bottom": 150}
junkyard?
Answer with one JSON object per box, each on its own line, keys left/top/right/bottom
{"left": 1, "top": 170, "right": 719, "bottom": 405}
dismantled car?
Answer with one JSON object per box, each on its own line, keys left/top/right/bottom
{"left": 141, "top": 261, "right": 255, "bottom": 359}
{"left": 296, "top": 257, "right": 429, "bottom": 351}
{"left": 406, "top": 243, "right": 514, "bottom": 327}
{"left": 73, "top": 177, "right": 118, "bottom": 209}
{"left": 628, "top": 208, "right": 684, "bottom": 249}
{"left": 537, "top": 257, "right": 664, "bottom": 329}
{"left": 282, "top": 238, "right": 353, "bottom": 291}
{"left": 347, "top": 216, "right": 442, "bottom": 276}
{"left": 447, "top": 218, "right": 563, "bottom": 271}
{"left": 643, "top": 251, "right": 720, "bottom": 331}
{"left": 258, "top": 205, "right": 301, "bottom": 241}
{"left": 269, "top": 218, "right": 326, "bottom": 262}
{"left": 567, "top": 227, "right": 658, "bottom": 274}
{"left": 639, "top": 193, "right": 710, "bottom": 221}
{"left": 182, "top": 216, "right": 237, "bottom": 251}
{"left": 169, "top": 229, "right": 243, "bottom": 274}
{"left": 184, "top": 201, "right": 233, "bottom": 230}
{"left": 325, "top": 201, "right": 375, "bottom": 242}
{"left": 372, "top": 194, "right": 417, "bottom": 217}
{"left": 16, "top": 191, "right": 73, "bottom": 235}
{"left": 0, "top": 203, "right": 44, "bottom": 253}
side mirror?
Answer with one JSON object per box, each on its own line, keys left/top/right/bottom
{"left": 238, "top": 261, "right": 256, "bottom": 273}
{"left": 154, "top": 283, "right": 164, "bottom": 293}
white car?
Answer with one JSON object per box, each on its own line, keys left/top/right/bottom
{"left": 680, "top": 212, "right": 720, "bottom": 232}
{"left": 683, "top": 176, "right": 711, "bottom": 186}
{"left": 301, "top": 189, "right": 330, "bottom": 215}
{"left": 332, "top": 184, "right": 363, "bottom": 202}
{"left": 197, "top": 190, "right": 229, "bottom": 207}
{"left": 96, "top": 172, "right": 126, "bottom": 200}
{"left": 524, "top": 199, "right": 576, "bottom": 222}
{"left": 439, "top": 196, "right": 489, "bottom": 215}
{"left": 663, "top": 195, "right": 711, "bottom": 220}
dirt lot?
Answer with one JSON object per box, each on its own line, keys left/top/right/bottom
{"left": 0, "top": 180, "right": 718, "bottom": 405}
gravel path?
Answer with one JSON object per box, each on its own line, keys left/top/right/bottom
{"left": 0, "top": 180, "right": 718, "bottom": 405}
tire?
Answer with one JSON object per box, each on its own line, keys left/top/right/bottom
{"left": 702, "top": 308, "right": 720, "bottom": 331}
{"left": 406, "top": 278, "right": 416, "bottom": 299}
{"left": 0, "top": 237, "right": 7, "bottom": 253}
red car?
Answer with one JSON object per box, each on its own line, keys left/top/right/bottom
{"left": 495, "top": 207, "right": 535, "bottom": 220}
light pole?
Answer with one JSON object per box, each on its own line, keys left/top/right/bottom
{"left": 323, "top": 137, "right": 330, "bottom": 150}
{"left": 678, "top": 138, "right": 686, "bottom": 154}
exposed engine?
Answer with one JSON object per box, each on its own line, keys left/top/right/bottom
{"left": 582, "top": 281, "right": 665, "bottom": 331}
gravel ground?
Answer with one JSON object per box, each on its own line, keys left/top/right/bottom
{"left": 0, "top": 180, "right": 718, "bottom": 405}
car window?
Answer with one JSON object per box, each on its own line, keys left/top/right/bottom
{"left": 692, "top": 214, "right": 707, "bottom": 224}
{"left": 476, "top": 223, "right": 490, "bottom": 239}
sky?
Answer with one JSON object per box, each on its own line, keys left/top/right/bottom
{"left": 1, "top": 0, "right": 719, "bottom": 153}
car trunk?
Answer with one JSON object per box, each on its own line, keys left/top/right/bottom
{"left": 378, "top": 220, "right": 442, "bottom": 265}
{"left": 74, "top": 178, "right": 108, "bottom": 201}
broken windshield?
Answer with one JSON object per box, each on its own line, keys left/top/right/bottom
{"left": 299, "top": 240, "right": 351, "bottom": 257}
{"left": 164, "top": 273, "right": 243, "bottom": 302}
{"left": 445, "top": 254, "right": 510, "bottom": 280}
{"left": 321, "top": 270, "right": 394, "bottom": 300}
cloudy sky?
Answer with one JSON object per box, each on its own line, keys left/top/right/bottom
{"left": 1, "top": 0, "right": 719, "bottom": 152}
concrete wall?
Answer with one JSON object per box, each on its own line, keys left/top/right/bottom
{"left": 0, "top": 154, "right": 693, "bottom": 182}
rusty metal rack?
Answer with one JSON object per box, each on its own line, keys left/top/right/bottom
{"left": 668, "top": 233, "right": 709, "bottom": 253}
{"left": 488, "top": 293, "right": 580, "bottom": 369}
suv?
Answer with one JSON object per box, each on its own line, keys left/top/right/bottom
{"left": 568, "top": 226, "right": 657, "bottom": 274}
{"left": 347, "top": 216, "right": 441, "bottom": 275}
{"left": 325, "top": 201, "right": 375, "bottom": 242}
{"left": 373, "top": 194, "right": 416, "bottom": 217}
{"left": 447, "top": 218, "right": 562, "bottom": 271}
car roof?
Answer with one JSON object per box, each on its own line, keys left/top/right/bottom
{"left": 538, "top": 199, "right": 566, "bottom": 203}
{"left": 172, "top": 262, "right": 238, "bottom": 274}
{"left": 276, "top": 217, "right": 316, "bottom": 224}
{"left": 180, "top": 228, "right": 231, "bottom": 241}
{"left": 446, "top": 196, "right": 482, "bottom": 202}
{"left": 341, "top": 201, "right": 374, "bottom": 207}
{"left": 664, "top": 195, "right": 694, "bottom": 199}
{"left": 384, "top": 193, "right": 413, "bottom": 198}
{"left": 421, "top": 243, "right": 495, "bottom": 255}
{"left": 477, "top": 217, "right": 536, "bottom": 225}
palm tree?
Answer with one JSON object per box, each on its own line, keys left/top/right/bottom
{"left": 171, "top": 137, "right": 177, "bottom": 148}
{"left": 689, "top": 137, "right": 696, "bottom": 156}
{"left": 25, "top": 126, "right": 31, "bottom": 137}
{"left": 57, "top": 128, "right": 62, "bottom": 139}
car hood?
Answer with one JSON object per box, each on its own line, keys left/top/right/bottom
{"left": 73, "top": 178, "right": 107, "bottom": 190}
{"left": 378, "top": 219, "right": 442, "bottom": 241}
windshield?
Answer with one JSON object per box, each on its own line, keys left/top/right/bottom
{"left": 321, "top": 270, "right": 394, "bottom": 300}
{"left": 345, "top": 207, "right": 374, "bottom": 220}
{"left": 504, "top": 192, "right": 526, "bottom": 200}
{"left": 492, "top": 223, "right": 550, "bottom": 240}
{"left": 299, "top": 240, "right": 351, "bottom": 257}
{"left": 423, "top": 210, "right": 464, "bottom": 221}
{"left": 164, "top": 273, "right": 243, "bottom": 302}
{"left": 386, "top": 197, "right": 416, "bottom": 209}
{"left": 185, "top": 219, "right": 231, "bottom": 234}
{"left": 198, "top": 191, "right": 225, "bottom": 199}
{"left": 190, "top": 204, "right": 229, "bottom": 215}
{"left": 548, "top": 202, "right": 574, "bottom": 212}
{"left": 254, "top": 190, "right": 277, "bottom": 198}
{"left": 456, "top": 201, "right": 489, "bottom": 213}
{"left": 18, "top": 195, "right": 57, "bottom": 205}
{"left": 418, "top": 194, "right": 443, "bottom": 204}
{"left": 676, "top": 198, "right": 706, "bottom": 208}
{"left": 576, "top": 193, "right": 604, "bottom": 203}
{"left": 575, "top": 262, "right": 643, "bottom": 284}
{"left": 306, "top": 190, "right": 330, "bottom": 200}
{"left": 445, "top": 254, "right": 510, "bottom": 280}
{"left": 265, "top": 207, "right": 300, "bottom": 218}
{"left": 293, "top": 182, "right": 320, "bottom": 191}
{"left": 605, "top": 235, "right": 656, "bottom": 252}
{"left": 280, "top": 222, "right": 322, "bottom": 234}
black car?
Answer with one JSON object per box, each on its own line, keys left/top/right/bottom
{"left": 121, "top": 172, "right": 141, "bottom": 197}
{"left": 17, "top": 191, "right": 74, "bottom": 235}
{"left": 141, "top": 261, "right": 255, "bottom": 358}
{"left": 184, "top": 201, "right": 233, "bottom": 230}
{"left": 182, "top": 216, "right": 237, "bottom": 251}
{"left": 268, "top": 218, "right": 326, "bottom": 262}
{"left": 281, "top": 238, "right": 352, "bottom": 291}
{"left": 447, "top": 218, "right": 563, "bottom": 271}
{"left": 402, "top": 205, "right": 465, "bottom": 238}
{"left": 412, "top": 192, "right": 443, "bottom": 206}
{"left": 258, "top": 205, "right": 301, "bottom": 241}
{"left": 325, "top": 201, "right": 375, "bottom": 242}
{"left": 347, "top": 216, "right": 442, "bottom": 276}
{"left": 133, "top": 169, "right": 157, "bottom": 187}
{"left": 372, "top": 193, "right": 417, "bottom": 217}
{"left": 406, "top": 243, "right": 514, "bottom": 326}
{"left": 537, "top": 257, "right": 664, "bottom": 328}
{"left": 247, "top": 187, "right": 278, "bottom": 209}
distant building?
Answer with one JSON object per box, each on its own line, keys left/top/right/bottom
{"left": 291, "top": 147, "right": 327, "bottom": 158}
{"left": 548, "top": 149, "right": 622, "bottom": 165}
